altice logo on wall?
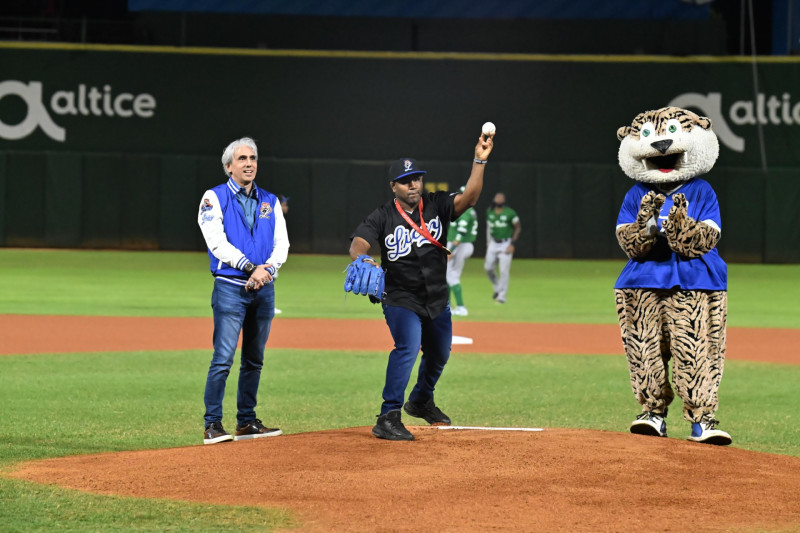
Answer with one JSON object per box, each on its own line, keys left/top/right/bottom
{"left": 0, "top": 80, "right": 156, "bottom": 142}
{"left": 669, "top": 91, "right": 800, "bottom": 153}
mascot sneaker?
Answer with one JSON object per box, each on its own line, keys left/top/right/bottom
{"left": 630, "top": 412, "right": 667, "bottom": 437}
{"left": 687, "top": 419, "right": 732, "bottom": 446}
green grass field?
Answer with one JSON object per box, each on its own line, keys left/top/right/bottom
{"left": 0, "top": 249, "right": 798, "bottom": 531}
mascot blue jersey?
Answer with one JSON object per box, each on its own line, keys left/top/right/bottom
{"left": 614, "top": 177, "right": 727, "bottom": 291}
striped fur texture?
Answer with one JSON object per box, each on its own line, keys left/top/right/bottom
{"left": 615, "top": 288, "right": 727, "bottom": 423}
{"left": 615, "top": 190, "right": 665, "bottom": 259}
{"left": 617, "top": 106, "right": 719, "bottom": 185}
{"left": 661, "top": 192, "right": 720, "bottom": 257}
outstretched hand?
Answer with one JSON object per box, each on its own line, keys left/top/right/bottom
{"left": 475, "top": 132, "right": 495, "bottom": 161}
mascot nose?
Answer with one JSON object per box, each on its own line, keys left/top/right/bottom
{"left": 650, "top": 139, "right": 673, "bottom": 154}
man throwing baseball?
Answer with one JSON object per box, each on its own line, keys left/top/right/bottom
{"left": 347, "top": 128, "right": 495, "bottom": 441}
{"left": 197, "top": 136, "right": 289, "bottom": 444}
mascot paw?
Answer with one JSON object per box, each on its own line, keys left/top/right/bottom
{"left": 637, "top": 191, "right": 665, "bottom": 235}
{"left": 663, "top": 193, "right": 688, "bottom": 238}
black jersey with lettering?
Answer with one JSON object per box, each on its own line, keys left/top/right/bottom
{"left": 352, "top": 191, "right": 456, "bottom": 318}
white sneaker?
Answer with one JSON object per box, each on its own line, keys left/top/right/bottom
{"left": 451, "top": 306, "right": 468, "bottom": 316}
{"left": 274, "top": 308, "right": 283, "bottom": 314}
{"left": 630, "top": 412, "right": 667, "bottom": 437}
{"left": 687, "top": 420, "right": 732, "bottom": 446}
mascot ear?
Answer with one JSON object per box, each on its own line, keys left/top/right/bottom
{"left": 696, "top": 115, "right": 713, "bottom": 130}
{"left": 617, "top": 126, "right": 632, "bottom": 141}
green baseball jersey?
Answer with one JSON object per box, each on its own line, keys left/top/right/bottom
{"left": 486, "top": 206, "right": 519, "bottom": 240}
{"left": 447, "top": 207, "right": 478, "bottom": 243}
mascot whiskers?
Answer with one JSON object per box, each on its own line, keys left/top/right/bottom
{"left": 614, "top": 106, "right": 732, "bottom": 445}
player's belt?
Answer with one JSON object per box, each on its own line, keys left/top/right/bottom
{"left": 493, "top": 238, "right": 510, "bottom": 243}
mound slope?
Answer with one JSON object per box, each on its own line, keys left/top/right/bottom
{"left": 11, "top": 427, "right": 800, "bottom": 532}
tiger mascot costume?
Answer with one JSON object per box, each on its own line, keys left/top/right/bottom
{"left": 614, "top": 106, "right": 732, "bottom": 445}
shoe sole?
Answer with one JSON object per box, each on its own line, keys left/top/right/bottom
{"left": 203, "top": 435, "right": 234, "bottom": 445}
{"left": 687, "top": 434, "right": 732, "bottom": 446}
{"left": 403, "top": 403, "right": 451, "bottom": 426}
{"left": 630, "top": 422, "right": 666, "bottom": 438}
{"left": 372, "top": 427, "right": 414, "bottom": 441}
{"left": 234, "top": 429, "right": 283, "bottom": 441}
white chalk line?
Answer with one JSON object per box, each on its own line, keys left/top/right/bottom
{"left": 438, "top": 426, "right": 544, "bottom": 432}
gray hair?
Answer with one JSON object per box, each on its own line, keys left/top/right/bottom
{"left": 221, "top": 137, "right": 258, "bottom": 176}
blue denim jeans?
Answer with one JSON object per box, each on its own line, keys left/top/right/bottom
{"left": 380, "top": 304, "right": 452, "bottom": 415}
{"left": 204, "top": 279, "right": 275, "bottom": 427}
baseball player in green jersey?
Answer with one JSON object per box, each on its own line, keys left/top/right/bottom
{"left": 446, "top": 187, "right": 478, "bottom": 316}
{"left": 485, "top": 192, "right": 521, "bottom": 304}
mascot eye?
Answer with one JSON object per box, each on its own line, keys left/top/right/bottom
{"left": 666, "top": 119, "right": 682, "bottom": 135}
{"left": 640, "top": 121, "right": 655, "bottom": 138}
{"left": 642, "top": 128, "right": 651, "bottom": 138}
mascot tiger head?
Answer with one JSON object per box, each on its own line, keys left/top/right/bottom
{"left": 617, "top": 106, "right": 719, "bottom": 185}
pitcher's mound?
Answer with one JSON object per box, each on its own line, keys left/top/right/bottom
{"left": 11, "top": 427, "right": 800, "bottom": 532}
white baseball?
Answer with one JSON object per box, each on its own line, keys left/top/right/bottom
{"left": 482, "top": 121, "right": 496, "bottom": 136}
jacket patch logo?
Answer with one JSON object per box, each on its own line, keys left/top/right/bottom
{"left": 259, "top": 202, "right": 273, "bottom": 219}
{"left": 200, "top": 198, "right": 215, "bottom": 225}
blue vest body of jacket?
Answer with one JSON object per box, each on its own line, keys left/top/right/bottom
{"left": 207, "top": 182, "right": 277, "bottom": 279}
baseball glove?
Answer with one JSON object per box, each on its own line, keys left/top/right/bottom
{"left": 344, "top": 255, "right": 385, "bottom": 302}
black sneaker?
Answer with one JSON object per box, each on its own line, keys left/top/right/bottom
{"left": 204, "top": 421, "right": 234, "bottom": 445}
{"left": 372, "top": 410, "right": 414, "bottom": 441}
{"left": 235, "top": 418, "right": 282, "bottom": 440}
{"left": 403, "top": 398, "right": 452, "bottom": 426}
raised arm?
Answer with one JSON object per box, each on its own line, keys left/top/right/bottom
{"left": 454, "top": 131, "right": 495, "bottom": 218}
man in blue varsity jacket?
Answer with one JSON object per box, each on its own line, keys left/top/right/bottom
{"left": 197, "top": 136, "right": 290, "bottom": 445}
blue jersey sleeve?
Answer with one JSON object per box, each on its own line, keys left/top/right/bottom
{"left": 688, "top": 180, "right": 722, "bottom": 231}
{"left": 616, "top": 183, "right": 647, "bottom": 227}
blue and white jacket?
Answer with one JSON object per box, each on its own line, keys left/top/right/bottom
{"left": 198, "top": 177, "right": 289, "bottom": 287}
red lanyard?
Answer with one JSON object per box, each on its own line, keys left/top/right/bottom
{"left": 394, "top": 197, "right": 451, "bottom": 255}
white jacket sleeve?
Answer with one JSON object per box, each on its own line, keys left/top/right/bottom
{"left": 266, "top": 197, "right": 289, "bottom": 269}
{"left": 198, "top": 190, "right": 249, "bottom": 270}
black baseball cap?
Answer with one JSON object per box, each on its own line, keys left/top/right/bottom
{"left": 388, "top": 158, "right": 427, "bottom": 181}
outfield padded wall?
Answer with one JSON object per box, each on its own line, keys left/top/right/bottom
{"left": 1, "top": 151, "right": 797, "bottom": 262}
{"left": 2, "top": 45, "right": 800, "bottom": 262}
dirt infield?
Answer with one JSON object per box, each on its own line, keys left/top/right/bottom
{"left": 1, "top": 315, "right": 798, "bottom": 364}
{"left": 5, "top": 314, "right": 800, "bottom": 531}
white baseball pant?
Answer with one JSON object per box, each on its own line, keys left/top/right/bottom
{"left": 446, "top": 242, "right": 474, "bottom": 286}
{"left": 484, "top": 238, "right": 513, "bottom": 302}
